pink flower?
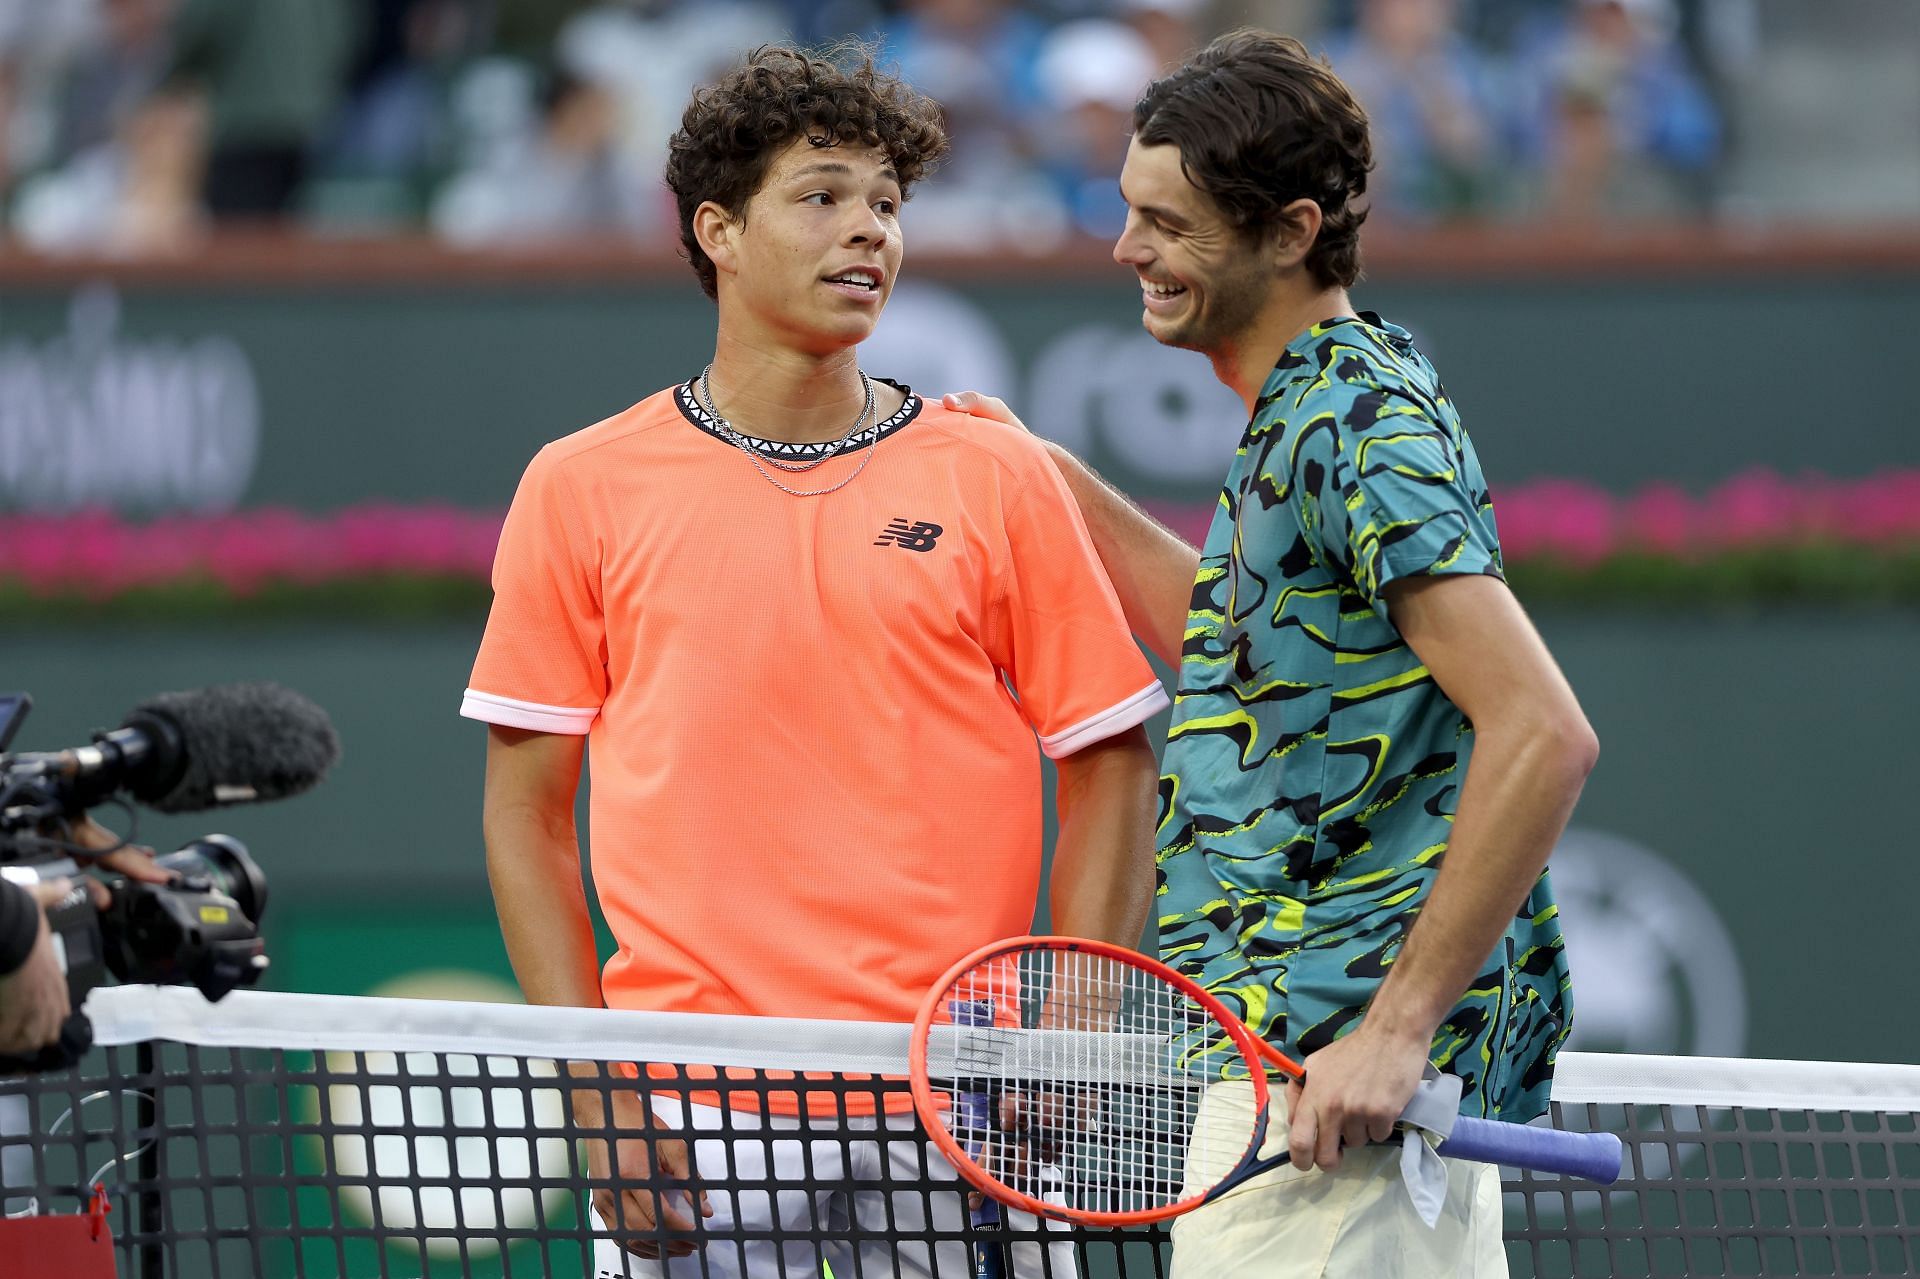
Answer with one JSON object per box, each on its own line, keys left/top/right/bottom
{"left": 1495, "top": 479, "right": 1615, "bottom": 565}
{"left": 1621, "top": 484, "right": 1694, "bottom": 557}
{"left": 1841, "top": 472, "right": 1920, "bottom": 543}
{"left": 1701, "top": 470, "right": 1801, "bottom": 550}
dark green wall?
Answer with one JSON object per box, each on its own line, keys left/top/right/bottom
{"left": 1, "top": 269, "right": 1915, "bottom": 519}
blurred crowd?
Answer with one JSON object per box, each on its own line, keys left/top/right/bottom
{"left": 0, "top": 0, "right": 1754, "bottom": 255}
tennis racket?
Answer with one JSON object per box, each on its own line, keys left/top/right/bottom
{"left": 908, "top": 935, "right": 1620, "bottom": 1228}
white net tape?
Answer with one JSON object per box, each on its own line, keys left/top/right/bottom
{"left": 87, "top": 985, "right": 1920, "bottom": 1116}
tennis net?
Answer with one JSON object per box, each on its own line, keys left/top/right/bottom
{"left": 0, "top": 986, "right": 1915, "bottom": 1277}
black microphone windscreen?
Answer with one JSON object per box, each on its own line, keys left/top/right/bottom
{"left": 127, "top": 683, "right": 340, "bottom": 813}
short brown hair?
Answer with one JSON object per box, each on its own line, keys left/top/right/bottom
{"left": 1133, "top": 30, "right": 1372, "bottom": 289}
{"left": 665, "top": 44, "right": 949, "bottom": 300}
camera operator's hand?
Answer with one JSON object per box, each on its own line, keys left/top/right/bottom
{"left": 65, "top": 816, "right": 172, "bottom": 887}
{"left": 0, "top": 879, "right": 77, "bottom": 1055}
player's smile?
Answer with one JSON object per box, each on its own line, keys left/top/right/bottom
{"left": 1139, "top": 275, "right": 1191, "bottom": 317}
{"left": 823, "top": 263, "right": 886, "bottom": 303}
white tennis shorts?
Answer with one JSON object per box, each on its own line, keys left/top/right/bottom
{"left": 590, "top": 1093, "right": 1077, "bottom": 1278}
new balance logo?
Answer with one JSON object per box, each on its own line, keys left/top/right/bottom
{"left": 873, "top": 518, "right": 944, "bottom": 552}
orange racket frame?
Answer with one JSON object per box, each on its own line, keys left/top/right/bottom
{"left": 908, "top": 934, "right": 1299, "bottom": 1227}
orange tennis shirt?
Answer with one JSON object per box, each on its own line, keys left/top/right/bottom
{"left": 463, "top": 381, "right": 1167, "bottom": 1024}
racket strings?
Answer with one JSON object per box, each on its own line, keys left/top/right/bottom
{"left": 931, "top": 947, "right": 1261, "bottom": 1215}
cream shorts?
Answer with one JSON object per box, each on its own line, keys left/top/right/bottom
{"left": 1169, "top": 1081, "right": 1507, "bottom": 1279}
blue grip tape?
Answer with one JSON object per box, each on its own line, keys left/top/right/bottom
{"left": 1438, "top": 1116, "right": 1623, "bottom": 1184}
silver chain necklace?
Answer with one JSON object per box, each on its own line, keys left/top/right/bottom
{"left": 696, "top": 364, "right": 878, "bottom": 493}
{"left": 697, "top": 366, "right": 872, "bottom": 472}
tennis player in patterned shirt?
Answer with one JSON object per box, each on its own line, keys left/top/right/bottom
{"left": 463, "top": 44, "right": 1163, "bottom": 1279}
{"left": 948, "top": 30, "right": 1599, "bottom": 1278}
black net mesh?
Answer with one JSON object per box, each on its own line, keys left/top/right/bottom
{"left": 2, "top": 1040, "right": 1165, "bottom": 1278}
{"left": 1508, "top": 1099, "right": 1920, "bottom": 1277}
{"left": 3, "top": 1026, "right": 1918, "bottom": 1277}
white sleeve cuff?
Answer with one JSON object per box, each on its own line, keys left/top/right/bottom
{"left": 1038, "top": 680, "right": 1169, "bottom": 759}
{"left": 460, "top": 689, "right": 598, "bottom": 735}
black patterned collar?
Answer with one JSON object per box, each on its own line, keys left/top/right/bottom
{"left": 674, "top": 377, "right": 921, "bottom": 458}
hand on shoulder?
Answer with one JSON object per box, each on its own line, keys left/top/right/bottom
{"left": 940, "top": 390, "right": 1086, "bottom": 482}
{"left": 941, "top": 391, "right": 1029, "bottom": 433}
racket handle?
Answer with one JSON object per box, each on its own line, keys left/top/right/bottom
{"left": 1438, "top": 1116, "right": 1623, "bottom": 1184}
{"left": 949, "top": 996, "right": 1005, "bottom": 1276}
{"left": 970, "top": 1200, "right": 1006, "bottom": 1279}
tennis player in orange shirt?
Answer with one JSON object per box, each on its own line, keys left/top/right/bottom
{"left": 462, "top": 45, "right": 1166, "bottom": 1278}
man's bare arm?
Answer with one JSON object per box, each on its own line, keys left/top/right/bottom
{"left": 944, "top": 392, "right": 1199, "bottom": 666}
{"left": 485, "top": 725, "right": 711, "bottom": 1251}
{"left": 1360, "top": 575, "right": 1598, "bottom": 1043}
{"left": 1045, "top": 448, "right": 1201, "bottom": 669}
{"left": 1047, "top": 726, "right": 1160, "bottom": 948}
{"left": 1286, "top": 573, "right": 1598, "bottom": 1169}
{"left": 483, "top": 725, "right": 601, "bottom": 1009}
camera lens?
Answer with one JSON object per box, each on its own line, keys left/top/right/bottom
{"left": 155, "top": 835, "right": 268, "bottom": 924}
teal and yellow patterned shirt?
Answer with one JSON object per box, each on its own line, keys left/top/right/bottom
{"left": 1157, "top": 313, "right": 1571, "bottom": 1121}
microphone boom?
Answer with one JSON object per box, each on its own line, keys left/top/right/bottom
{"left": 123, "top": 682, "right": 340, "bottom": 813}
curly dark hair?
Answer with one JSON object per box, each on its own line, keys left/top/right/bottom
{"left": 1134, "top": 30, "right": 1373, "bottom": 289}
{"left": 665, "top": 44, "right": 949, "bottom": 300}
